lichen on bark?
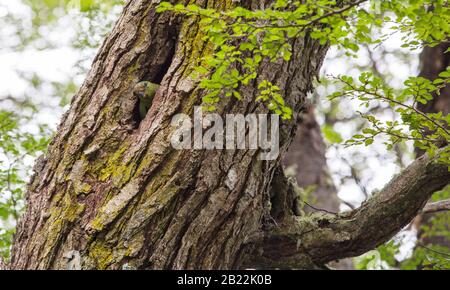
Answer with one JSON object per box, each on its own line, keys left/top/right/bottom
{"left": 9, "top": 0, "right": 449, "bottom": 270}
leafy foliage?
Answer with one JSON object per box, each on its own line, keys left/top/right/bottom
{"left": 0, "top": 111, "right": 51, "bottom": 259}
{"left": 330, "top": 69, "right": 450, "bottom": 166}
{"left": 157, "top": 0, "right": 450, "bottom": 120}
{"left": 354, "top": 241, "right": 399, "bottom": 270}
{"left": 401, "top": 245, "right": 450, "bottom": 270}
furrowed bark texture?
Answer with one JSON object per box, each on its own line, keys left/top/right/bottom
{"left": 251, "top": 148, "right": 450, "bottom": 268}
{"left": 11, "top": 0, "right": 329, "bottom": 269}
{"left": 284, "top": 106, "right": 339, "bottom": 213}
{"left": 10, "top": 0, "right": 448, "bottom": 270}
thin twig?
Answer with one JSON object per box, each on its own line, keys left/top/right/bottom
{"left": 422, "top": 199, "right": 450, "bottom": 214}
{"left": 302, "top": 200, "right": 338, "bottom": 215}
{"left": 417, "top": 243, "right": 450, "bottom": 258}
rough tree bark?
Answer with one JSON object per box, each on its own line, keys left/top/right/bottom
{"left": 9, "top": 0, "right": 450, "bottom": 270}
{"left": 417, "top": 43, "right": 450, "bottom": 117}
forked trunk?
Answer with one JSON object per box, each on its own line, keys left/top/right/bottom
{"left": 11, "top": 0, "right": 328, "bottom": 269}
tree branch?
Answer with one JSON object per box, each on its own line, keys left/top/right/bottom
{"left": 422, "top": 199, "right": 450, "bottom": 214}
{"left": 253, "top": 147, "right": 450, "bottom": 268}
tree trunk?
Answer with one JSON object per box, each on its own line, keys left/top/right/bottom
{"left": 284, "top": 106, "right": 340, "bottom": 214}
{"left": 284, "top": 106, "right": 355, "bottom": 270}
{"left": 10, "top": 0, "right": 450, "bottom": 270}
{"left": 10, "top": 0, "right": 328, "bottom": 270}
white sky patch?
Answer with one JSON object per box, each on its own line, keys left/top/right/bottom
{"left": 0, "top": 0, "right": 30, "bottom": 20}
{"left": 0, "top": 48, "right": 79, "bottom": 95}
{"left": 316, "top": 25, "right": 421, "bottom": 209}
{"left": 394, "top": 228, "right": 418, "bottom": 261}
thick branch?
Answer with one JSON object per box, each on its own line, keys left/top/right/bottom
{"left": 254, "top": 148, "right": 450, "bottom": 268}
{"left": 422, "top": 199, "right": 450, "bottom": 214}
{"left": 306, "top": 148, "right": 450, "bottom": 263}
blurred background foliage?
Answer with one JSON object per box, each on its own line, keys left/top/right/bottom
{"left": 0, "top": 0, "right": 448, "bottom": 269}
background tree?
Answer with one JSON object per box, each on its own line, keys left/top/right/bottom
{"left": 388, "top": 43, "right": 450, "bottom": 270}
